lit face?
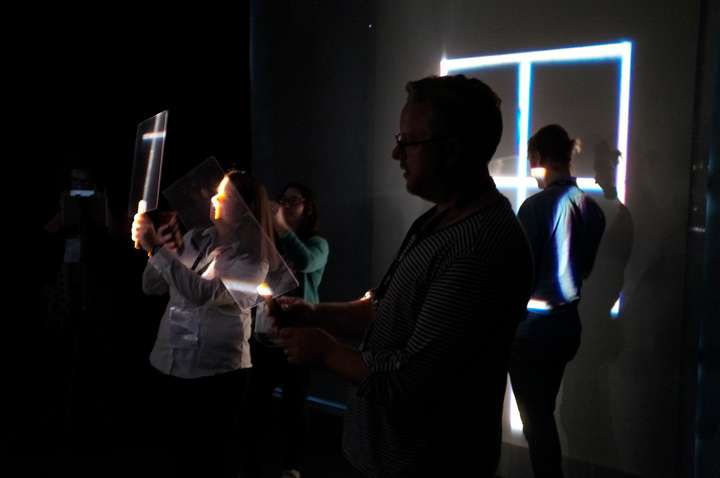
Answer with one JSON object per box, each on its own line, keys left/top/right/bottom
{"left": 528, "top": 150, "right": 547, "bottom": 189}
{"left": 392, "top": 101, "right": 447, "bottom": 201}
{"left": 280, "top": 187, "right": 306, "bottom": 231}
{"left": 210, "top": 176, "right": 245, "bottom": 224}
{"left": 210, "top": 176, "right": 230, "bottom": 221}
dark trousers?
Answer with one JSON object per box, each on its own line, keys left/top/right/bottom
{"left": 509, "top": 318, "right": 580, "bottom": 478}
{"left": 152, "top": 367, "right": 251, "bottom": 478}
{"left": 246, "top": 338, "right": 309, "bottom": 475}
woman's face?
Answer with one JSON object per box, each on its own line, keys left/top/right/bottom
{"left": 280, "top": 187, "right": 306, "bottom": 231}
{"left": 211, "top": 176, "right": 246, "bottom": 224}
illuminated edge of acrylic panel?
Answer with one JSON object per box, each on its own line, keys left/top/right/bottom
{"left": 441, "top": 41, "right": 632, "bottom": 205}
{"left": 442, "top": 41, "right": 632, "bottom": 434}
{"left": 142, "top": 113, "right": 168, "bottom": 201}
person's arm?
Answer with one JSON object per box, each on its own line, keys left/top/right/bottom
{"left": 281, "top": 256, "right": 502, "bottom": 408}
{"left": 517, "top": 200, "right": 544, "bottom": 256}
{"left": 517, "top": 200, "right": 544, "bottom": 290}
{"left": 279, "top": 232, "right": 329, "bottom": 273}
{"left": 354, "top": 256, "right": 498, "bottom": 408}
{"left": 148, "top": 247, "right": 236, "bottom": 307}
{"left": 142, "top": 261, "right": 169, "bottom": 296}
{"left": 279, "top": 327, "right": 370, "bottom": 384}
{"left": 134, "top": 213, "right": 176, "bottom": 297}
{"left": 277, "top": 296, "right": 375, "bottom": 339}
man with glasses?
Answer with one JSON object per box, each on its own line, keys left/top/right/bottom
{"left": 274, "top": 75, "right": 533, "bottom": 477}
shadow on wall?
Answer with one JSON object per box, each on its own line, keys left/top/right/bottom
{"left": 560, "top": 139, "right": 633, "bottom": 467}
{"left": 560, "top": 143, "right": 686, "bottom": 477}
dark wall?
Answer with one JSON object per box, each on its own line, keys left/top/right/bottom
{"left": 250, "top": 0, "right": 373, "bottom": 304}
{"left": 28, "top": 15, "right": 252, "bottom": 225}
{"left": 689, "top": 2, "right": 720, "bottom": 477}
{"left": 248, "top": 0, "right": 713, "bottom": 477}
{"left": 249, "top": 0, "right": 373, "bottom": 404}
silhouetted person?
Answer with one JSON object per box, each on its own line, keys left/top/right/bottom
{"left": 270, "top": 75, "right": 533, "bottom": 477}
{"left": 42, "top": 167, "right": 114, "bottom": 440}
{"left": 510, "top": 124, "right": 606, "bottom": 478}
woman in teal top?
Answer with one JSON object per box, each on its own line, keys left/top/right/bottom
{"left": 247, "top": 183, "right": 329, "bottom": 478}
{"left": 273, "top": 183, "right": 329, "bottom": 305}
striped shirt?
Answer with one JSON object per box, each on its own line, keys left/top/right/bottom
{"left": 343, "top": 189, "right": 533, "bottom": 477}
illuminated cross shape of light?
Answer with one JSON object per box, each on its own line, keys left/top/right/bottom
{"left": 442, "top": 42, "right": 633, "bottom": 432}
{"left": 442, "top": 41, "right": 632, "bottom": 318}
{"left": 440, "top": 41, "right": 632, "bottom": 207}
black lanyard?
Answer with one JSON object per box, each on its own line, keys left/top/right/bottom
{"left": 190, "top": 237, "right": 213, "bottom": 275}
{"left": 373, "top": 207, "right": 452, "bottom": 303}
{"left": 372, "top": 189, "right": 502, "bottom": 304}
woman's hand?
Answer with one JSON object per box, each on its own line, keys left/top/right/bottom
{"left": 270, "top": 200, "right": 290, "bottom": 236}
{"left": 132, "top": 213, "right": 180, "bottom": 253}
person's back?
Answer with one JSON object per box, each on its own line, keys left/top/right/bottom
{"left": 516, "top": 178, "right": 605, "bottom": 337}
{"left": 343, "top": 191, "right": 532, "bottom": 477}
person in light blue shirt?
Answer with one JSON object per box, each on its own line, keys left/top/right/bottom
{"left": 511, "top": 124, "right": 605, "bottom": 478}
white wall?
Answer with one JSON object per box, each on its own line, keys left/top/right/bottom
{"left": 368, "top": 1, "right": 701, "bottom": 476}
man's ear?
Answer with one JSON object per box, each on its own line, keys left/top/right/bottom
{"left": 441, "top": 137, "right": 463, "bottom": 169}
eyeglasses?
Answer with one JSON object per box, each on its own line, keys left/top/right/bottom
{"left": 278, "top": 196, "right": 305, "bottom": 207}
{"left": 394, "top": 133, "right": 452, "bottom": 150}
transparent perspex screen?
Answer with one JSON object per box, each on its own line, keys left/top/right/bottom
{"left": 163, "top": 158, "right": 299, "bottom": 310}
{"left": 129, "top": 110, "right": 168, "bottom": 216}
{"left": 163, "top": 157, "right": 224, "bottom": 232}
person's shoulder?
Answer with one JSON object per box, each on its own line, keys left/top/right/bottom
{"left": 290, "top": 233, "right": 328, "bottom": 251}
{"left": 578, "top": 191, "right": 604, "bottom": 215}
{"left": 306, "top": 234, "right": 328, "bottom": 245}
{"left": 519, "top": 189, "right": 548, "bottom": 209}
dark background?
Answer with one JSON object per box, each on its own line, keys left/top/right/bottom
{"left": 7, "top": 2, "right": 719, "bottom": 477}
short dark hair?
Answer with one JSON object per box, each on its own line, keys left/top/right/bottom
{"left": 405, "top": 75, "right": 503, "bottom": 164}
{"left": 528, "top": 124, "right": 577, "bottom": 164}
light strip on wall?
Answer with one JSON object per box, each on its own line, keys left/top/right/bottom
{"left": 441, "top": 42, "right": 632, "bottom": 72}
{"left": 616, "top": 42, "right": 632, "bottom": 204}
{"left": 517, "top": 61, "right": 532, "bottom": 206}
{"left": 509, "top": 384, "right": 524, "bottom": 432}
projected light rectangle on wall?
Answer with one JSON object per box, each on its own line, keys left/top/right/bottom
{"left": 441, "top": 42, "right": 633, "bottom": 433}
